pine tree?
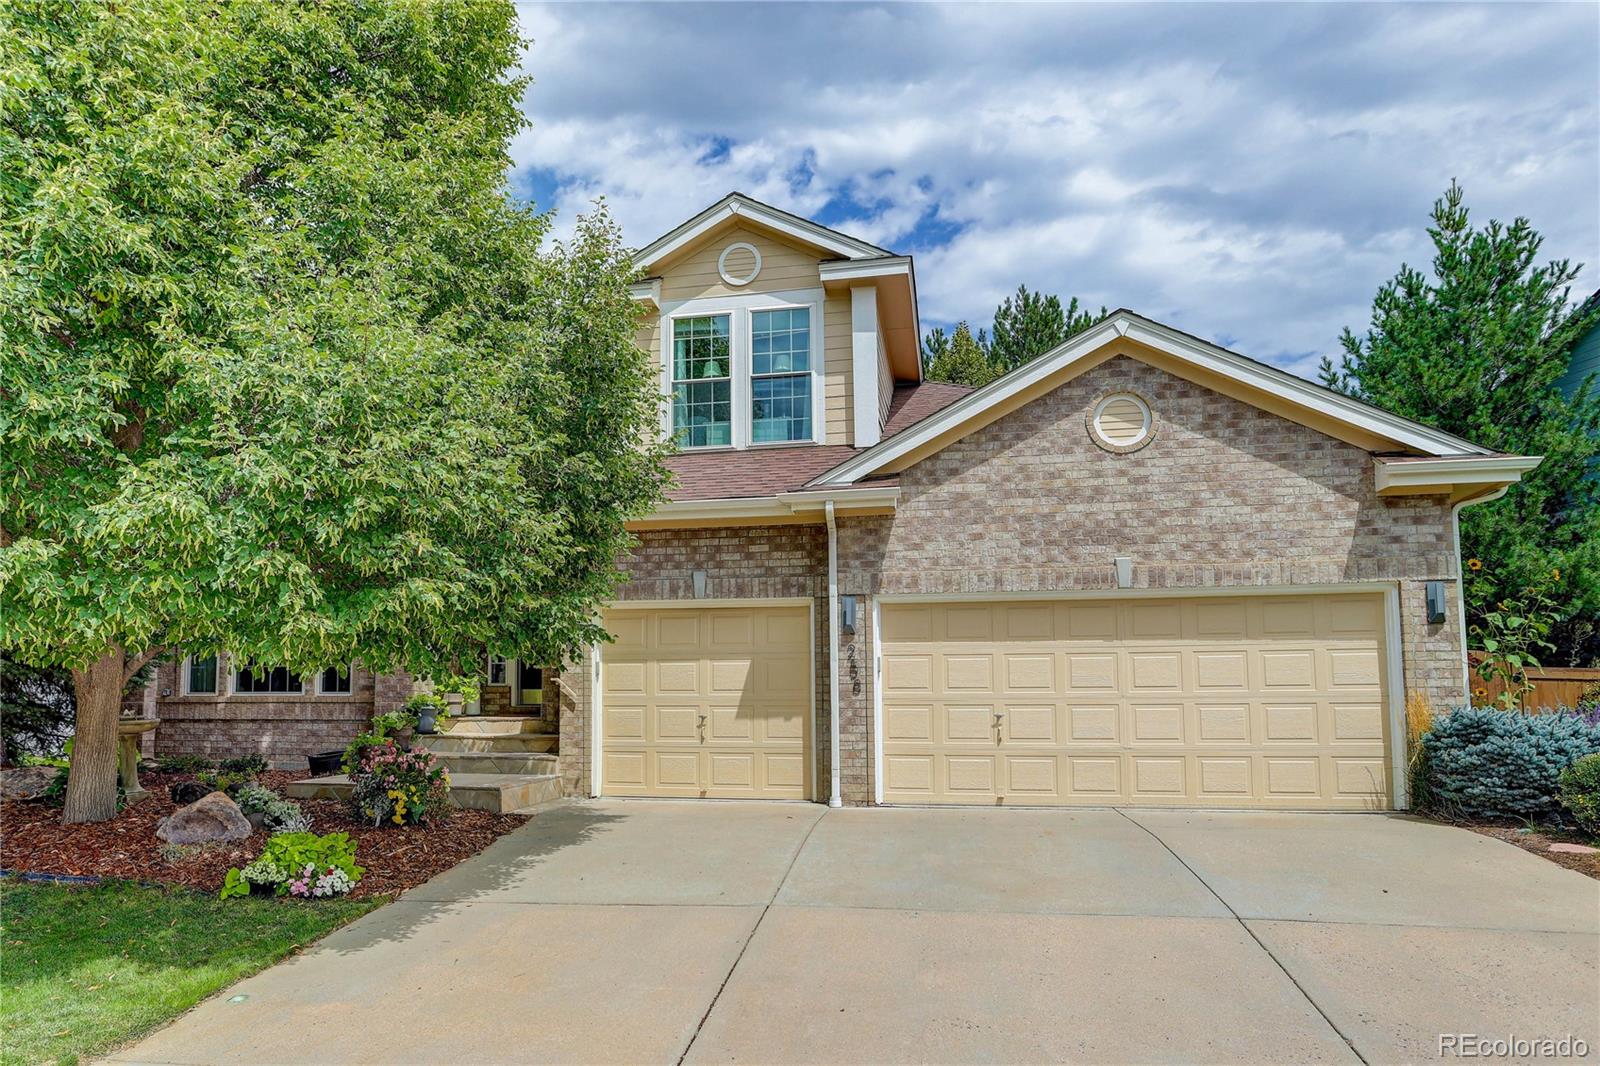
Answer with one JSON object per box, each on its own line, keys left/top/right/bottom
{"left": 924, "top": 322, "right": 1000, "bottom": 387}
{"left": 991, "top": 285, "right": 1105, "bottom": 373}
{"left": 1323, "top": 182, "right": 1600, "bottom": 665}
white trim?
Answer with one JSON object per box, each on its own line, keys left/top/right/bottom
{"left": 1382, "top": 584, "right": 1408, "bottom": 810}
{"left": 818, "top": 256, "right": 911, "bottom": 283}
{"left": 813, "top": 311, "right": 1495, "bottom": 486}
{"left": 230, "top": 662, "right": 305, "bottom": 697}
{"left": 851, "top": 286, "right": 882, "bottom": 447}
{"left": 872, "top": 582, "right": 1408, "bottom": 811}
{"left": 180, "top": 653, "right": 219, "bottom": 697}
{"left": 1374, "top": 455, "right": 1542, "bottom": 495}
{"left": 628, "top": 278, "right": 661, "bottom": 307}
{"left": 809, "top": 597, "right": 819, "bottom": 804}
{"left": 589, "top": 643, "right": 602, "bottom": 798}
{"left": 871, "top": 595, "right": 884, "bottom": 805}
{"left": 486, "top": 654, "right": 507, "bottom": 687}
{"left": 716, "top": 241, "right": 762, "bottom": 287}
{"left": 634, "top": 193, "right": 888, "bottom": 272}
{"left": 315, "top": 664, "right": 353, "bottom": 696}
{"left": 825, "top": 501, "right": 842, "bottom": 807}
{"left": 1091, "top": 392, "right": 1153, "bottom": 449}
{"left": 637, "top": 484, "right": 900, "bottom": 525}
{"left": 509, "top": 659, "right": 543, "bottom": 712}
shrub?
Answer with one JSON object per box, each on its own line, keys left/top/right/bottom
{"left": 234, "top": 784, "right": 312, "bottom": 834}
{"left": 153, "top": 754, "right": 213, "bottom": 774}
{"left": 220, "top": 832, "right": 362, "bottom": 900}
{"left": 1574, "top": 681, "right": 1600, "bottom": 726}
{"left": 218, "top": 755, "right": 269, "bottom": 776}
{"left": 1422, "top": 706, "right": 1600, "bottom": 820}
{"left": 196, "top": 768, "right": 255, "bottom": 797}
{"left": 1559, "top": 753, "right": 1600, "bottom": 836}
{"left": 348, "top": 740, "right": 451, "bottom": 827}
{"left": 1404, "top": 692, "right": 1437, "bottom": 810}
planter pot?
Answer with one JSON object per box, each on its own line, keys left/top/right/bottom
{"left": 415, "top": 707, "right": 439, "bottom": 735}
{"left": 307, "top": 750, "right": 343, "bottom": 776}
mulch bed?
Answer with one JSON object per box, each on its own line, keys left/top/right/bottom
{"left": 1465, "top": 822, "right": 1600, "bottom": 880}
{"left": 0, "top": 770, "right": 528, "bottom": 898}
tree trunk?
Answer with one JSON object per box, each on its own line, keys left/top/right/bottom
{"left": 63, "top": 648, "right": 126, "bottom": 824}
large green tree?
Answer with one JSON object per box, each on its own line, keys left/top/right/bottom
{"left": 990, "top": 285, "right": 1105, "bottom": 374}
{"left": 1, "top": 0, "right": 667, "bottom": 821}
{"left": 923, "top": 322, "right": 999, "bottom": 388}
{"left": 1321, "top": 182, "right": 1600, "bottom": 665}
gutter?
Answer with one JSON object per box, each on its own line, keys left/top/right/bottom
{"left": 825, "top": 500, "right": 842, "bottom": 808}
{"left": 1453, "top": 486, "right": 1511, "bottom": 703}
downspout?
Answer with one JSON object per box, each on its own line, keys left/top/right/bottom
{"left": 825, "top": 500, "right": 842, "bottom": 808}
{"left": 1452, "top": 486, "right": 1510, "bottom": 704}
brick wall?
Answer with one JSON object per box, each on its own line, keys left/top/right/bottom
{"left": 831, "top": 355, "right": 1467, "bottom": 804}
{"left": 147, "top": 655, "right": 409, "bottom": 769}
{"left": 554, "top": 524, "right": 830, "bottom": 797}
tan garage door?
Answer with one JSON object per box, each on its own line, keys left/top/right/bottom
{"left": 601, "top": 605, "right": 812, "bottom": 799}
{"left": 880, "top": 594, "right": 1392, "bottom": 809}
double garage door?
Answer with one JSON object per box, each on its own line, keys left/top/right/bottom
{"left": 598, "top": 593, "right": 1393, "bottom": 810}
{"left": 880, "top": 593, "right": 1394, "bottom": 810}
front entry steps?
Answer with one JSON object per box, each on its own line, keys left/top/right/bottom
{"left": 286, "top": 771, "right": 563, "bottom": 815}
{"left": 286, "top": 715, "right": 565, "bottom": 814}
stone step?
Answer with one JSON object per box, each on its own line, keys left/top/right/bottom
{"left": 418, "top": 733, "right": 557, "bottom": 755}
{"left": 423, "top": 750, "right": 559, "bottom": 776}
{"left": 286, "top": 772, "right": 564, "bottom": 815}
{"left": 440, "top": 716, "right": 548, "bottom": 737}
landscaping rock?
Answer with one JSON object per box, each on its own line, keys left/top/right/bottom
{"left": 168, "top": 780, "right": 211, "bottom": 806}
{"left": 1548, "top": 842, "right": 1599, "bottom": 855}
{"left": 156, "top": 791, "right": 252, "bottom": 845}
{"left": 1, "top": 766, "right": 59, "bottom": 801}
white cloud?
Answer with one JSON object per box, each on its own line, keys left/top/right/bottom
{"left": 511, "top": 1, "right": 1599, "bottom": 377}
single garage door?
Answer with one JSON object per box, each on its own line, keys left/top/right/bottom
{"left": 601, "top": 605, "right": 812, "bottom": 799}
{"left": 880, "top": 594, "right": 1392, "bottom": 810}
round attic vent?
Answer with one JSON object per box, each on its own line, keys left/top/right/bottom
{"left": 1090, "top": 392, "right": 1154, "bottom": 452}
{"left": 717, "top": 242, "right": 762, "bottom": 286}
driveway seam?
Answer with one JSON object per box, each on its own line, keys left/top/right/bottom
{"left": 1116, "top": 807, "right": 1370, "bottom": 1066}
{"left": 675, "top": 807, "right": 828, "bottom": 1066}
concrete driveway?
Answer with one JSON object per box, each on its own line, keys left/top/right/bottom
{"left": 112, "top": 803, "right": 1599, "bottom": 1065}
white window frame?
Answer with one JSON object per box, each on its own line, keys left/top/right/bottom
{"left": 316, "top": 664, "right": 354, "bottom": 696}
{"left": 230, "top": 662, "right": 305, "bottom": 696}
{"left": 510, "top": 659, "right": 544, "bottom": 712}
{"left": 181, "top": 653, "right": 219, "bottom": 696}
{"left": 487, "top": 655, "right": 507, "bottom": 686}
{"left": 658, "top": 288, "right": 826, "bottom": 450}
{"left": 667, "top": 311, "right": 735, "bottom": 450}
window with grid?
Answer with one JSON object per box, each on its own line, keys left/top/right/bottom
{"left": 672, "top": 315, "right": 732, "bottom": 447}
{"left": 751, "top": 308, "right": 812, "bottom": 442}
{"left": 186, "top": 654, "right": 217, "bottom": 694}
{"left": 234, "top": 664, "right": 302, "bottom": 694}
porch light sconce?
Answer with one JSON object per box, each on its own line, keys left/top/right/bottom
{"left": 692, "top": 569, "right": 708, "bottom": 599}
{"left": 840, "top": 594, "right": 858, "bottom": 635}
{"left": 1114, "top": 556, "right": 1134, "bottom": 590}
{"left": 1425, "top": 580, "right": 1447, "bottom": 625}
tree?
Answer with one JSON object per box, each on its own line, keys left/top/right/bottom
{"left": 1321, "top": 182, "right": 1600, "bottom": 665}
{"left": 990, "top": 285, "right": 1105, "bottom": 373}
{"left": 1, "top": 656, "right": 75, "bottom": 766}
{"left": 0, "top": 0, "right": 668, "bottom": 821}
{"left": 924, "top": 322, "right": 1000, "bottom": 388}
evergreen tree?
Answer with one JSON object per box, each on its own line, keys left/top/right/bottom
{"left": 991, "top": 285, "right": 1105, "bottom": 372}
{"left": 1322, "top": 182, "right": 1600, "bottom": 665}
{"left": 924, "top": 322, "right": 1000, "bottom": 388}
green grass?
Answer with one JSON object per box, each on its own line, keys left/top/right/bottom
{"left": 0, "top": 878, "right": 380, "bottom": 1066}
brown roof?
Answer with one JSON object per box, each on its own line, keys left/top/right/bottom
{"left": 664, "top": 381, "right": 972, "bottom": 501}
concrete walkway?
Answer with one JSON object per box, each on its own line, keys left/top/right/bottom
{"left": 110, "top": 803, "right": 1599, "bottom": 1065}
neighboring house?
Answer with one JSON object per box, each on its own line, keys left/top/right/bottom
{"left": 145, "top": 192, "right": 1539, "bottom": 812}
{"left": 1557, "top": 288, "right": 1600, "bottom": 399}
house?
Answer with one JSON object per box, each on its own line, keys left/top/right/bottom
{"left": 1558, "top": 288, "right": 1600, "bottom": 400}
{"left": 149, "top": 193, "right": 1540, "bottom": 812}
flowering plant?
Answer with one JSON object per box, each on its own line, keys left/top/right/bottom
{"left": 220, "top": 832, "right": 362, "bottom": 900}
{"left": 348, "top": 739, "right": 450, "bottom": 827}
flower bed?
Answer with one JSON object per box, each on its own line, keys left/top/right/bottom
{"left": 1, "top": 770, "right": 528, "bottom": 898}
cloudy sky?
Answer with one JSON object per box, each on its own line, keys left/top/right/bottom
{"left": 510, "top": 2, "right": 1599, "bottom": 380}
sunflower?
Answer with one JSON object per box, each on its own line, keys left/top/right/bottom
{"left": 1467, "top": 558, "right": 1483, "bottom": 571}
{"left": 1473, "top": 686, "right": 1487, "bottom": 698}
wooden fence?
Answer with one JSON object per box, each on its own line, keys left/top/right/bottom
{"left": 1467, "top": 652, "right": 1600, "bottom": 711}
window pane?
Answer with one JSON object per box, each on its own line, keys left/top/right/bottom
{"left": 515, "top": 661, "right": 543, "bottom": 709}
{"left": 752, "top": 308, "right": 809, "bottom": 376}
{"left": 673, "top": 379, "right": 732, "bottom": 447}
{"left": 672, "top": 316, "right": 730, "bottom": 381}
{"left": 187, "top": 655, "right": 217, "bottom": 694}
{"left": 236, "top": 664, "right": 302, "bottom": 694}
{"left": 751, "top": 374, "right": 813, "bottom": 443}
{"left": 320, "top": 666, "right": 352, "bottom": 694}
{"left": 488, "top": 657, "right": 506, "bottom": 685}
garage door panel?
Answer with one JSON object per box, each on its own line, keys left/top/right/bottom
{"left": 880, "top": 595, "right": 1391, "bottom": 810}
{"left": 601, "top": 605, "right": 810, "bottom": 800}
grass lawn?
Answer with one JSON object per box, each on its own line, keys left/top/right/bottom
{"left": 1, "top": 877, "right": 380, "bottom": 1066}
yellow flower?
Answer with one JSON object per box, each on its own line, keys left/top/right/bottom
{"left": 393, "top": 813, "right": 403, "bottom": 824}
{"left": 1467, "top": 558, "right": 1483, "bottom": 571}
{"left": 1473, "top": 686, "right": 1487, "bottom": 698}
{"left": 1552, "top": 568, "right": 1561, "bottom": 580}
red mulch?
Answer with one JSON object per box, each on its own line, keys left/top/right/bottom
{"left": 0, "top": 770, "right": 528, "bottom": 898}
{"left": 1465, "top": 823, "right": 1600, "bottom": 880}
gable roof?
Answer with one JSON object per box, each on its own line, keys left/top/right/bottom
{"left": 811, "top": 309, "right": 1498, "bottom": 487}
{"left": 633, "top": 192, "right": 893, "bottom": 272}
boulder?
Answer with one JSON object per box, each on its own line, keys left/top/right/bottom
{"left": 0, "top": 765, "right": 59, "bottom": 801}
{"left": 156, "top": 791, "right": 252, "bottom": 844}
{"left": 168, "top": 780, "right": 211, "bottom": 806}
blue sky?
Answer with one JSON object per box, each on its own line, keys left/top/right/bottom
{"left": 510, "top": 2, "right": 1599, "bottom": 379}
